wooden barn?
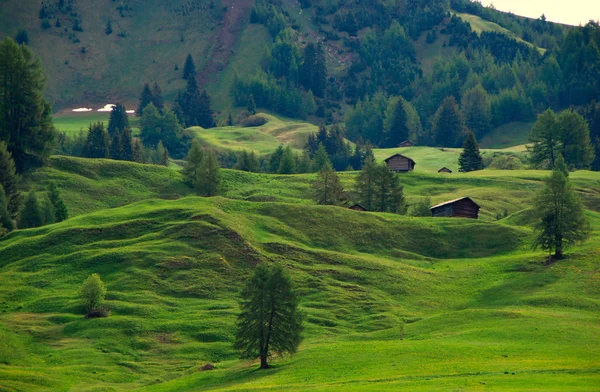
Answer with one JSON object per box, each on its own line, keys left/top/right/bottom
{"left": 349, "top": 204, "right": 368, "bottom": 212}
{"left": 438, "top": 167, "right": 452, "bottom": 173}
{"left": 384, "top": 154, "right": 416, "bottom": 172}
{"left": 399, "top": 140, "right": 414, "bottom": 147}
{"left": 430, "top": 197, "right": 480, "bottom": 219}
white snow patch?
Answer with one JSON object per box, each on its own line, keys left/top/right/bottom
{"left": 126, "top": 110, "right": 135, "bottom": 114}
{"left": 97, "top": 104, "right": 116, "bottom": 112}
{"left": 72, "top": 108, "right": 93, "bottom": 112}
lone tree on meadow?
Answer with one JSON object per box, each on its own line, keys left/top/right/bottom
{"left": 196, "top": 150, "right": 220, "bottom": 197}
{"left": 48, "top": 182, "right": 68, "bottom": 222}
{"left": 182, "top": 140, "right": 204, "bottom": 187}
{"left": 533, "top": 157, "right": 590, "bottom": 260}
{"left": 458, "top": 131, "right": 484, "bottom": 172}
{"left": 234, "top": 264, "right": 303, "bottom": 369}
{"left": 312, "top": 162, "right": 346, "bottom": 205}
{"left": 80, "top": 273, "right": 108, "bottom": 317}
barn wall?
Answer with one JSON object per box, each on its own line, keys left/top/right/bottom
{"left": 387, "top": 156, "right": 414, "bottom": 172}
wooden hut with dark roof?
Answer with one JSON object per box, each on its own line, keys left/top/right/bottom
{"left": 384, "top": 154, "right": 416, "bottom": 172}
{"left": 430, "top": 197, "right": 480, "bottom": 219}
{"left": 438, "top": 167, "right": 452, "bottom": 173}
{"left": 349, "top": 204, "right": 368, "bottom": 212}
{"left": 398, "top": 140, "right": 414, "bottom": 147}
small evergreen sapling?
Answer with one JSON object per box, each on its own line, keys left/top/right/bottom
{"left": 458, "top": 131, "right": 484, "bottom": 172}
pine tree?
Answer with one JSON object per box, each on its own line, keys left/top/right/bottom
{"left": 48, "top": 182, "right": 68, "bottom": 222}
{"left": 248, "top": 94, "right": 257, "bottom": 115}
{"left": 19, "top": 192, "right": 43, "bottom": 228}
{"left": 120, "top": 128, "right": 133, "bottom": 161}
{"left": 183, "top": 53, "right": 196, "bottom": 81}
{"left": 136, "top": 83, "right": 153, "bottom": 116}
{"left": 140, "top": 103, "right": 162, "bottom": 148}
{"left": 384, "top": 97, "right": 409, "bottom": 148}
{"left": 269, "top": 145, "right": 285, "bottom": 173}
{"left": 0, "top": 184, "right": 14, "bottom": 232}
{"left": 312, "top": 143, "right": 330, "bottom": 171}
{"left": 528, "top": 109, "right": 560, "bottom": 169}
{"left": 198, "top": 90, "right": 215, "bottom": 128}
{"left": 372, "top": 163, "right": 406, "bottom": 213}
{"left": 132, "top": 140, "right": 144, "bottom": 163}
{"left": 462, "top": 85, "right": 491, "bottom": 137}
{"left": 40, "top": 195, "right": 55, "bottom": 225}
{"left": 107, "top": 103, "right": 129, "bottom": 137}
{"left": 278, "top": 146, "right": 296, "bottom": 174}
{"left": 0, "top": 141, "right": 22, "bottom": 219}
{"left": 557, "top": 109, "right": 595, "bottom": 170}
{"left": 353, "top": 157, "right": 377, "bottom": 211}
{"left": 297, "top": 150, "right": 313, "bottom": 173}
{"left": 151, "top": 82, "right": 164, "bottom": 113}
{"left": 157, "top": 141, "right": 168, "bottom": 166}
{"left": 533, "top": 165, "right": 590, "bottom": 259}
{"left": 183, "top": 140, "right": 204, "bottom": 187}
{"left": 196, "top": 150, "right": 220, "bottom": 197}
{"left": 0, "top": 38, "right": 56, "bottom": 172}
{"left": 312, "top": 162, "right": 346, "bottom": 205}
{"left": 234, "top": 264, "right": 303, "bottom": 369}
{"left": 110, "top": 131, "right": 123, "bottom": 160}
{"left": 458, "top": 131, "right": 484, "bottom": 172}
{"left": 105, "top": 20, "right": 112, "bottom": 35}
{"left": 227, "top": 112, "right": 234, "bottom": 126}
{"left": 432, "top": 96, "right": 465, "bottom": 148}
{"left": 83, "top": 122, "right": 110, "bottom": 158}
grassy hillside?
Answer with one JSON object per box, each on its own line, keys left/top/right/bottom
{"left": 0, "top": 174, "right": 598, "bottom": 390}
{"left": 480, "top": 122, "right": 534, "bottom": 149}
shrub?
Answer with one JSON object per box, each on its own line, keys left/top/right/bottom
{"left": 80, "top": 273, "right": 108, "bottom": 317}
{"left": 409, "top": 197, "right": 432, "bottom": 217}
{"left": 241, "top": 115, "right": 268, "bottom": 127}
{"left": 488, "top": 155, "right": 523, "bottom": 170}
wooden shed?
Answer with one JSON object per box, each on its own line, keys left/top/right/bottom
{"left": 384, "top": 154, "right": 416, "bottom": 172}
{"left": 438, "top": 167, "right": 452, "bottom": 173}
{"left": 399, "top": 140, "right": 414, "bottom": 147}
{"left": 430, "top": 197, "right": 480, "bottom": 219}
{"left": 349, "top": 204, "right": 368, "bottom": 212}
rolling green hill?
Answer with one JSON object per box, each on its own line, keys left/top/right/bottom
{"left": 0, "top": 157, "right": 599, "bottom": 390}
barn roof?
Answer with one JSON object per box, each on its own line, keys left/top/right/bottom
{"left": 384, "top": 153, "right": 416, "bottom": 164}
{"left": 349, "top": 203, "right": 367, "bottom": 211}
{"left": 438, "top": 167, "right": 452, "bottom": 173}
{"left": 430, "top": 197, "right": 480, "bottom": 210}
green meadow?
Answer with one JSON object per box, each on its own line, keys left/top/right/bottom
{"left": 54, "top": 111, "right": 140, "bottom": 136}
{"left": 1, "top": 155, "right": 599, "bottom": 391}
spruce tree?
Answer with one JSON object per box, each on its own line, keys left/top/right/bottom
{"left": 269, "top": 145, "right": 285, "bottom": 173}
{"left": 0, "top": 141, "right": 22, "bottom": 219}
{"left": 528, "top": 109, "right": 560, "bottom": 169}
{"left": 533, "top": 165, "right": 590, "bottom": 259}
{"left": 121, "top": 128, "right": 133, "bottom": 161}
{"left": 462, "top": 85, "right": 491, "bottom": 137}
{"left": 432, "top": 96, "right": 465, "bottom": 148}
{"left": 458, "top": 131, "right": 484, "bottom": 172}
{"left": 107, "top": 103, "right": 129, "bottom": 137}
{"left": 182, "top": 140, "right": 204, "bottom": 187}
{"left": 48, "top": 182, "right": 68, "bottom": 222}
{"left": 196, "top": 151, "right": 220, "bottom": 196}
{"left": 157, "top": 141, "right": 168, "bottom": 166}
{"left": 83, "top": 122, "right": 110, "bottom": 158}
{"left": 140, "top": 103, "right": 162, "bottom": 147}
{"left": 183, "top": 53, "right": 196, "bottom": 81}
{"left": 110, "top": 131, "right": 123, "bottom": 160}
{"left": 132, "top": 140, "right": 144, "bottom": 163}
{"left": 372, "top": 163, "right": 406, "bottom": 213}
{"left": 0, "top": 184, "right": 14, "bottom": 232}
{"left": 384, "top": 97, "right": 409, "bottom": 148}
{"left": 40, "top": 195, "right": 55, "bottom": 225}
{"left": 278, "top": 146, "right": 296, "bottom": 174}
{"left": 312, "top": 162, "right": 346, "bottom": 205}
{"left": 248, "top": 94, "right": 257, "bottom": 115}
{"left": 0, "top": 38, "right": 56, "bottom": 172}
{"left": 227, "top": 112, "right": 234, "bottom": 126}
{"left": 312, "top": 143, "right": 330, "bottom": 172}
{"left": 234, "top": 264, "right": 303, "bottom": 369}
{"left": 136, "top": 83, "right": 153, "bottom": 116}
{"left": 151, "top": 82, "right": 164, "bottom": 113}
{"left": 19, "top": 192, "right": 43, "bottom": 229}
{"left": 353, "top": 157, "right": 377, "bottom": 211}
{"left": 198, "top": 90, "right": 215, "bottom": 129}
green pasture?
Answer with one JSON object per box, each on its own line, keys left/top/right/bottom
{"left": 53, "top": 111, "right": 140, "bottom": 136}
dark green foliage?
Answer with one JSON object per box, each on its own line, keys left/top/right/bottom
{"left": 409, "top": 197, "right": 432, "bottom": 217}
{"left": 278, "top": 146, "right": 296, "bottom": 174}
{"left": 354, "top": 160, "right": 405, "bottom": 213}
{"left": 0, "top": 184, "right": 14, "bottom": 232}
{"left": 433, "top": 96, "right": 465, "bottom": 147}
{"left": 234, "top": 263, "right": 303, "bottom": 369}
{"left": 107, "top": 103, "right": 129, "bottom": 137}
{"left": 132, "top": 140, "right": 144, "bottom": 163}
{"left": 18, "top": 192, "right": 43, "bottom": 229}
{"left": 140, "top": 104, "right": 189, "bottom": 158}
{"left": 183, "top": 53, "right": 196, "bottom": 81}
{"left": 105, "top": 20, "right": 112, "bottom": 35}
{"left": 0, "top": 38, "right": 56, "bottom": 172}
{"left": 157, "top": 141, "right": 168, "bottom": 166}
{"left": 533, "top": 167, "right": 590, "bottom": 259}
{"left": 110, "top": 131, "right": 123, "bottom": 160}
{"left": 300, "top": 43, "right": 327, "bottom": 98}
{"left": 83, "top": 122, "right": 110, "bottom": 159}
{"left": 462, "top": 85, "right": 491, "bottom": 137}
{"left": 136, "top": 83, "right": 154, "bottom": 116}
{"left": 14, "top": 30, "right": 29, "bottom": 45}
{"left": 0, "top": 141, "right": 22, "bottom": 219}
{"left": 196, "top": 150, "right": 220, "bottom": 197}
{"left": 152, "top": 82, "right": 164, "bottom": 113}
{"left": 312, "top": 143, "right": 330, "bottom": 172}
{"left": 384, "top": 97, "right": 409, "bottom": 148}
{"left": 312, "top": 162, "right": 346, "bottom": 205}
{"left": 269, "top": 145, "right": 285, "bottom": 173}
{"left": 580, "top": 101, "right": 600, "bottom": 171}
{"left": 235, "top": 150, "right": 261, "bottom": 172}
{"left": 247, "top": 94, "right": 257, "bottom": 115}
{"left": 40, "top": 195, "right": 55, "bottom": 225}
{"left": 459, "top": 131, "right": 484, "bottom": 172}
{"left": 121, "top": 128, "right": 133, "bottom": 161}
{"left": 80, "top": 273, "right": 107, "bottom": 316}
{"left": 529, "top": 109, "right": 595, "bottom": 169}
{"left": 183, "top": 140, "right": 204, "bottom": 187}
{"left": 48, "top": 182, "right": 68, "bottom": 222}
{"left": 176, "top": 77, "right": 215, "bottom": 128}
{"left": 227, "top": 112, "right": 234, "bottom": 126}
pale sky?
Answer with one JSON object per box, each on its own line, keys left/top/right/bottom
{"left": 479, "top": 0, "right": 600, "bottom": 26}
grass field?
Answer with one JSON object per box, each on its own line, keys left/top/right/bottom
{"left": 480, "top": 122, "right": 534, "bottom": 149}
{"left": 53, "top": 111, "right": 140, "bottom": 136}
{"left": 1, "top": 154, "right": 599, "bottom": 391}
